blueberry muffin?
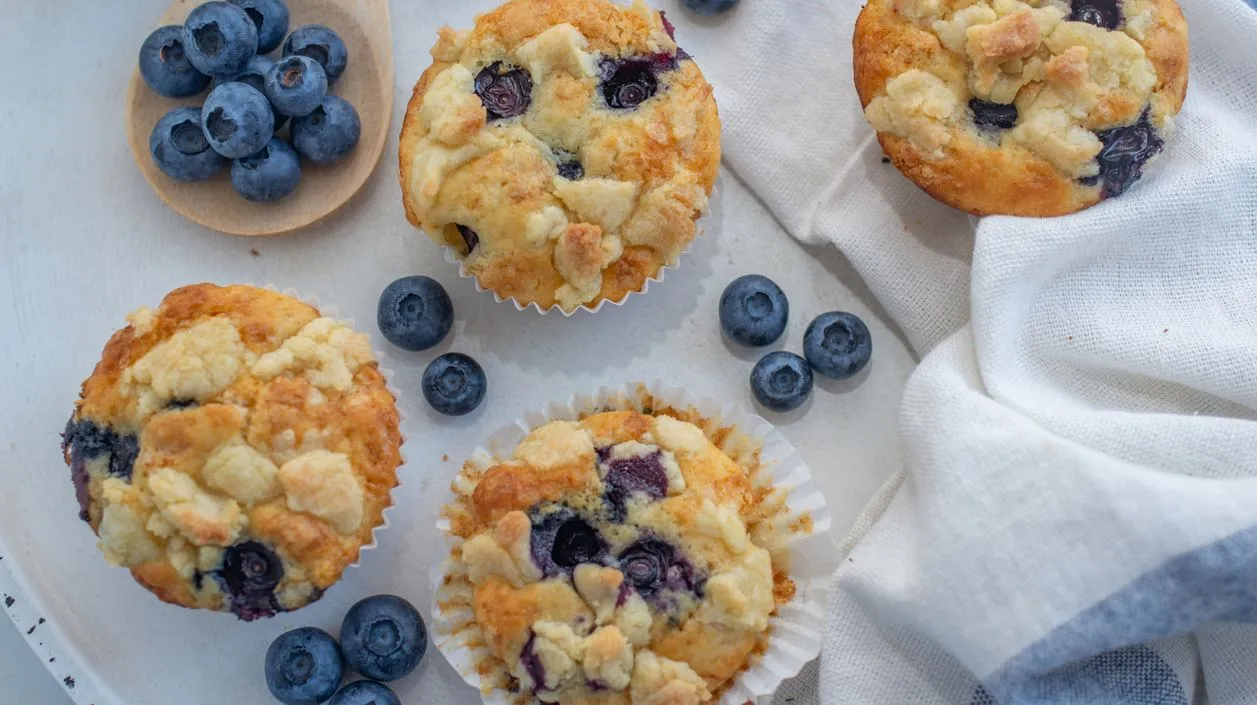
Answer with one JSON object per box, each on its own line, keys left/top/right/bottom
{"left": 398, "top": 0, "right": 720, "bottom": 312}
{"left": 854, "top": 0, "right": 1189, "bottom": 216}
{"left": 62, "top": 284, "right": 402, "bottom": 620}
{"left": 441, "top": 409, "right": 793, "bottom": 705}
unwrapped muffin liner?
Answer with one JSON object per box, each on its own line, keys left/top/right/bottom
{"left": 438, "top": 180, "right": 720, "bottom": 316}
{"left": 263, "top": 285, "right": 407, "bottom": 570}
{"left": 431, "top": 380, "right": 837, "bottom": 705}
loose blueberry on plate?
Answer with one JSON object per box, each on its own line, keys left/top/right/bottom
{"left": 684, "top": 0, "right": 740, "bottom": 15}
{"left": 266, "top": 55, "right": 329, "bottom": 118}
{"left": 229, "top": 0, "right": 291, "bottom": 54}
{"left": 719, "top": 274, "right": 789, "bottom": 347}
{"left": 291, "top": 96, "right": 361, "bottom": 164}
{"left": 150, "top": 106, "right": 228, "bottom": 181}
{"left": 214, "top": 55, "right": 288, "bottom": 131}
{"left": 266, "top": 627, "right": 344, "bottom": 705}
{"left": 421, "top": 353, "right": 486, "bottom": 417}
{"left": 751, "top": 351, "right": 813, "bottom": 412}
{"left": 138, "top": 25, "right": 211, "bottom": 98}
{"left": 328, "top": 680, "right": 401, "bottom": 705}
{"left": 340, "top": 595, "right": 427, "bottom": 682}
{"left": 181, "top": 1, "right": 259, "bottom": 78}
{"left": 803, "top": 311, "right": 872, "bottom": 380}
{"left": 202, "top": 82, "right": 275, "bottom": 158}
{"left": 284, "top": 24, "right": 349, "bottom": 84}
{"left": 377, "top": 275, "right": 453, "bottom": 352}
{"left": 232, "top": 137, "right": 301, "bottom": 202}
{"left": 475, "top": 62, "right": 533, "bottom": 120}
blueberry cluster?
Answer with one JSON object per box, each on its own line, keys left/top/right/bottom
{"left": 376, "top": 276, "right": 487, "bottom": 417}
{"left": 265, "top": 594, "right": 425, "bottom": 705}
{"left": 719, "top": 275, "right": 874, "bottom": 412}
{"left": 139, "top": 0, "right": 361, "bottom": 203}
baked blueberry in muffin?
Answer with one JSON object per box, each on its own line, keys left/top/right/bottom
{"left": 399, "top": 0, "right": 721, "bottom": 312}
{"left": 442, "top": 409, "right": 791, "bottom": 705}
{"left": 62, "top": 284, "right": 401, "bottom": 619}
{"left": 854, "top": 0, "right": 1189, "bottom": 216}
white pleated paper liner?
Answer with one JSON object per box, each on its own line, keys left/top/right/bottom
{"left": 431, "top": 381, "right": 837, "bottom": 705}
{"left": 263, "top": 285, "right": 408, "bottom": 571}
{"left": 435, "top": 179, "right": 720, "bottom": 316}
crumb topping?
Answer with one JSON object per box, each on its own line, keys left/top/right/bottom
{"left": 864, "top": 0, "right": 1161, "bottom": 177}
{"left": 401, "top": 0, "right": 720, "bottom": 312}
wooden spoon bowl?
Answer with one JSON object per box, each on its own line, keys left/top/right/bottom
{"left": 125, "top": 0, "right": 393, "bottom": 236}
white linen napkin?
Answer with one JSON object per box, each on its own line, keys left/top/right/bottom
{"left": 689, "top": 0, "right": 1257, "bottom": 703}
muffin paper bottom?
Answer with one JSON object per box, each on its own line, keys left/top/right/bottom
{"left": 432, "top": 381, "right": 837, "bottom": 705}
{"left": 437, "top": 179, "right": 721, "bottom": 316}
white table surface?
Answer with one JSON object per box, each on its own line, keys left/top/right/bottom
{"left": 0, "top": 0, "right": 917, "bottom": 703}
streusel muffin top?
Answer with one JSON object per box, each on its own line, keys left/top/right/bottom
{"left": 63, "top": 284, "right": 401, "bottom": 619}
{"left": 854, "top": 0, "right": 1188, "bottom": 216}
{"left": 444, "top": 410, "right": 783, "bottom": 705}
{"left": 399, "top": 0, "right": 720, "bottom": 312}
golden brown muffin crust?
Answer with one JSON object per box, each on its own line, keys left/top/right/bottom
{"left": 399, "top": 0, "right": 720, "bottom": 312}
{"left": 854, "top": 0, "right": 1189, "bottom": 217}
{"left": 63, "top": 284, "right": 402, "bottom": 619}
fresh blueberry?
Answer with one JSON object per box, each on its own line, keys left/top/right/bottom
{"left": 138, "top": 25, "right": 211, "bottom": 98}
{"left": 1069, "top": 0, "right": 1121, "bottom": 29}
{"left": 229, "top": 0, "right": 290, "bottom": 54}
{"left": 266, "top": 627, "right": 344, "bottom": 705}
{"left": 530, "top": 510, "right": 607, "bottom": 576}
{"left": 202, "top": 82, "right": 275, "bottom": 158}
{"left": 214, "top": 56, "right": 288, "bottom": 131}
{"left": 683, "top": 0, "right": 740, "bottom": 15}
{"left": 617, "top": 540, "right": 702, "bottom": 600}
{"left": 218, "top": 541, "right": 283, "bottom": 620}
{"left": 181, "top": 1, "right": 259, "bottom": 78}
{"left": 969, "top": 99, "right": 1018, "bottom": 130}
{"left": 803, "top": 312, "right": 872, "bottom": 380}
{"left": 291, "top": 96, "right": 361, "bottom": 164}
{"left": 719, "top": 274, "right": 789, "bottom": 347}
{"left": 600, "top": 59, "right": 660, "bottom": 110}
{"left": 284, "top": 24, "right": 349, "bottom": 84}
{"left": 474, "top": 62, "right": 533, "bottom": 120}
{"left": 376, "top": 276, "right": 453, "bottom": 352}
{"left": 150, "top": 106, "right": 228, "bottom": 181}
{"left": 232, "top": 138, "right": 301, "bottom": 202}
{"left": 421, "top": 353, "right": 486, "bottom": 417}
{"left": 328, "top": 681, "right": 401, "bottom": 705}
{"left": 340, "top": 595, "right": 427, "bottom": 682}
{"left": 598, "top": 446, "right": 668, "bottom": 519}
{"left": 1084, "top": 111, "right": 1164, "bottom": 198}
{"left": 751, "top": 351, "right": 813, "bottom": 412}
{"left": 266, "top": 55, "right": 328, "bottom": 118}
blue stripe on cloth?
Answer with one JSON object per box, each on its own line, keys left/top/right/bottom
{"left": 970, "top": 646, "right": 1186, "bottom": 705}
{"left": 977, "top": 522, "right": 1257, "bottom": 703}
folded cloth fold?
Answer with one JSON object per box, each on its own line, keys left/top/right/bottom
{"left": 693, "top": 0, "right": 1257, "bottom": 702}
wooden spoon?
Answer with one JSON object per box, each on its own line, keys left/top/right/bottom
{"left": 125, "top": 0, "right": 393, "bottom": 237}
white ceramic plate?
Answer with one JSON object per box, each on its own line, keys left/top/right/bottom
{"left": 0, "top": 1, "right": 916, "bottom": 703}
